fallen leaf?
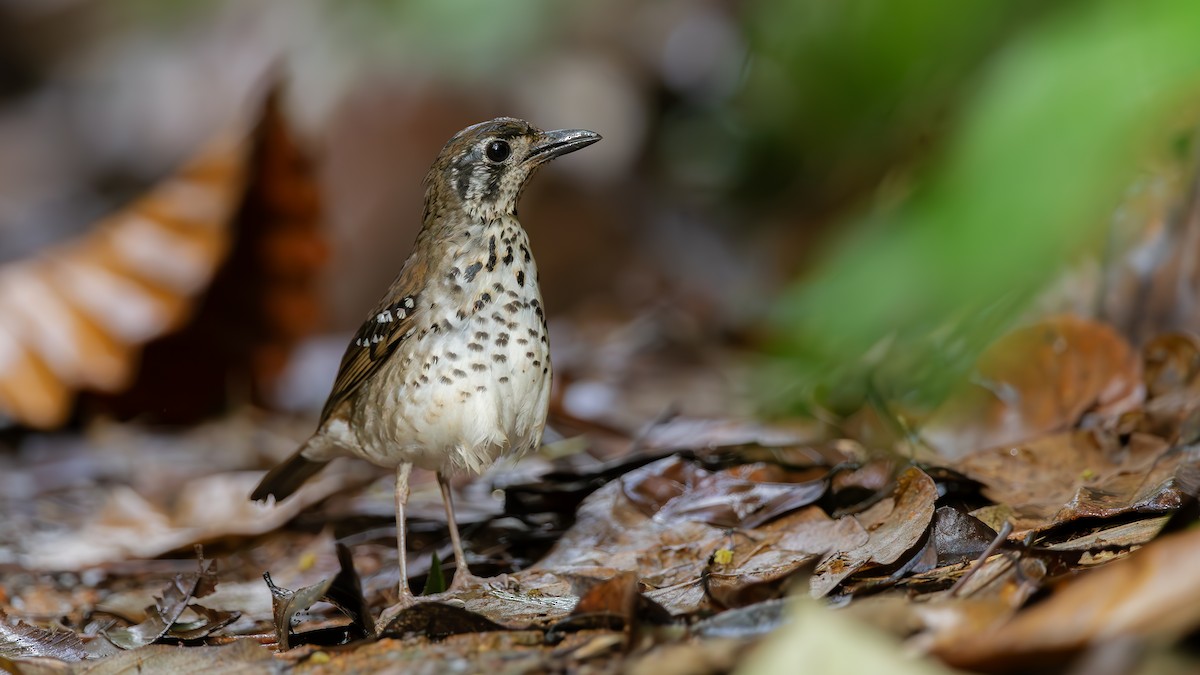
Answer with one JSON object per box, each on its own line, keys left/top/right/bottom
{"left": 736, "top": 596, "right": 959, "bottom": 675}
{"left": 21, "top": 466, "right": 372, "bottom": 570}
{"left": 931, "top": 506, "right": 999, "bottom": 566}
{"left": 378, "top": 603, "right": 507, "bottom": 640}
{"left": 921, "top": 316, "right": 1144, "bottom": 458}
{"left": 938, "top": 526, "right": 1200, "bottom": 671}
{"left": 622, "top": 458, "right": 829, "bottom": 529}
{"left": 707, "top": 509, "right": 864, "bottom": 608}
{"left": 950, "top": 431, "right": 1200, "bottom": 534}
{"left": 103, "top": 556, "right": 218, "bottom": 650}
{"left": 86, "top": 638, "right": 271, "bottom": 674}
{"left": 0, "top": 609, "right": 88, "bottom": 661}
{"left": 265, "top": 543, "right": 372, "bottom": 651}
{"left": 811, "top": 467, "right": 938, "bottom": 597}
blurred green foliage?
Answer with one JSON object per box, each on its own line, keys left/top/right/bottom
{"left": 752, "top": 0, "right": 1200, "bottom": 415}
{"left": 736, "top": 0, "right": 1051, "bottom": 210}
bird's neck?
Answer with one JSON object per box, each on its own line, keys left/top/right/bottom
{"left": 414, "top": 211, "right": 526, "bottom": 269}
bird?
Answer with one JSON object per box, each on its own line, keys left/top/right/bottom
{"left": 251, "top": 117, "right": 601, "bottom": 607}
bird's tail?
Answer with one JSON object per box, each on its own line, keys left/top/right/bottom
{"left": 250, "top": 446, "right": 329, "bottom": 502}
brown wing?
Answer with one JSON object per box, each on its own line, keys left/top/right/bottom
{"left": 318, "top": 261, "right": 425, "bottom": 423}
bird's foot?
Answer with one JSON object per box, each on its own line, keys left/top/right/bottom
{"left": 374, "top": 590, "right": 420, "bottom": 633}
{"left": 449, "top": 569, "right": 511, "bottom": 593}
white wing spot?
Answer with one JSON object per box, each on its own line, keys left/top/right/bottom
{"left": 403, "top": 296, "right": 415, "bottom": 309}
{"left": 377, "top": 309, "right": 393, "bottom": 323}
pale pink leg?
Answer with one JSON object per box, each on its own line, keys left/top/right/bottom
{"left": 394, "top": 462, "right": 416, "bottom": 605}
{"left": 438, "top": 473, "right": 484, "bottom": 591}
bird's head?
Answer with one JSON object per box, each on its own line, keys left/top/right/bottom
{"left": 424, "top": 117, "right": 601, "bottom": 223}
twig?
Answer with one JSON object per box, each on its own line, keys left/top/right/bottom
{"left": 949, "top": 520, "right": 1013, "bottom": 597}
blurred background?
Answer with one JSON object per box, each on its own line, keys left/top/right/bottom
{"left": 1, "top": 0, "right": 1199, "bottom": 437}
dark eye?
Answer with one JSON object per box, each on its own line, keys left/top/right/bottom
{"left": 485, "top": 140, "right": 511, "bottom": 163}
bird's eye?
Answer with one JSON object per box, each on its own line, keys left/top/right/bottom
{"left": 485, "top": 140, "right": 511, "bottom": 163}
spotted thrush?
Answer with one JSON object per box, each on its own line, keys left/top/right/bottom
{"left": 251, "top": 118, "right": 601, "bottom": 605}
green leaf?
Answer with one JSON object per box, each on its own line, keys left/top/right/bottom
{"left": 422, "top": 550, "right": 447, "bottom": 595}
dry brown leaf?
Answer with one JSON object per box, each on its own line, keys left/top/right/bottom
{"left": 529, "top": 456, "right": 861, "bottom": 616}
{"left": 921, "top": 315, "right": 1144, "bottom": 458}
{"left": 88, "top": 87, "right": 328, "bottom": 425}
{"left": 1143, "top": 333, "right": 1200, "bottom": 398}
{"left": 706, "top": 507, "right": 865, "bottom": 608}
{"left": 810, "top": 467, "right": 938, "bottom": 597}
{"left": 621, "top": 458, "right": 828, "bottom": 529}
{"left": 950, "top": 430, "right": 1200, "bottom": 535}
{"left": 0, "top": 130, "right": 246, "bottom": 428}
{"left": 938, "top": 526, "right": 1200, "bottom": 671}
{"left": 0, "top": 85, "right": 327, "bottom": 429}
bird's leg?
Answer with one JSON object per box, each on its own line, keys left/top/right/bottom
{"left": 376, "top": 462, "right": 417, "bottom": 632}
{"left": 394, "top": 462, "right": 416, "bottom": 605}
{"left": 438, "top": 472, "right": 485, "bottom": 591}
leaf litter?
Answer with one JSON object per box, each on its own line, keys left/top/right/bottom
{"left": 2, "top": 98, "right": 1200, "bottom": 674}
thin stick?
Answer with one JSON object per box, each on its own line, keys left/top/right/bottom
{"left": 949, "top": 520, "right": 1013, "bottom": 597}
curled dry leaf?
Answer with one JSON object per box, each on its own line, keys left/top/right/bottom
{"left": 921, "top": 315, "right": 1144, "bottom": 459}
{"left": 0, "top": 132, "right": 246, "bottom": 429}
{"left": 536, "top": 456, "right": 861, "bottom": 615}
{"left": 0, "top": 85, "right": 327, "bottom": 429}
{"left": 92, "top": 87, "right": 329, "bottom": 425}
{"left": 811, "top": 467, "right": 938, "bottom": 597}
{"left": 545, "top": 571, "right": 673, "bottom": 644}
{"left": 938, "top": 526, "right": 1200, "bottom": 671}
{"left": 104, "top": 557, "right": 219, "bottom": 650}
{"left": 265, "top": 543, "right": 372, "bottom": 651}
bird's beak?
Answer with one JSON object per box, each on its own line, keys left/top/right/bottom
{"left": 526, "top": 128, "right": 602, "bottom": 163}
